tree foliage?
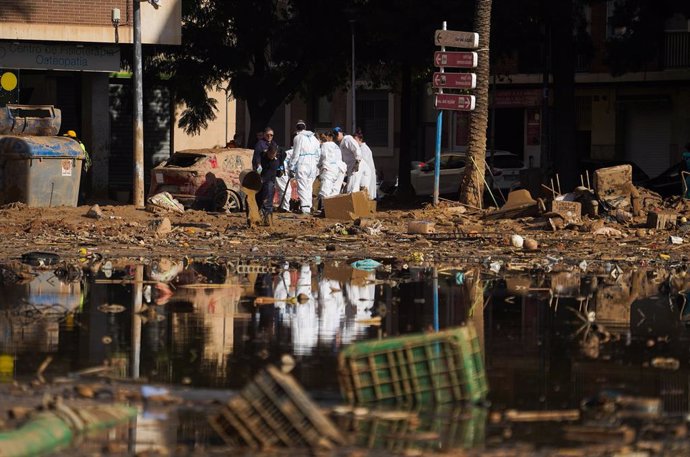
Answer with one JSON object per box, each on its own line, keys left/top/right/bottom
{"left": 152, "top": 0, "right": 354, "bottom": 139}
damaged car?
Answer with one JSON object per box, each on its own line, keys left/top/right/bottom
{"left": 148, "top": 147, "right": 253, "bottom": 212}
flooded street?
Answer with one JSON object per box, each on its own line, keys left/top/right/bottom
{"left": 2, "top": 258, "right": 690, "bottom": 455}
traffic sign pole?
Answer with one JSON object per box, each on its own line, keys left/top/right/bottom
{"left": 433, "top": 21, "right": 447, "bottom": 207}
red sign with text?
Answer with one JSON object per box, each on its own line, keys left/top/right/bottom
{"left": 434, "top": 51, "right": 478, "bottom": 68}
{"left": 432, "top": 72, "right": 476, "bottom": 89}
{"left": 435, "top": 94, "right": 476, "bottom": 111}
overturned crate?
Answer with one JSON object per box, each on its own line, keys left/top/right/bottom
{"left": 332, "top": 406, "right": 486, "bottom": 452}
{"left": 337, "top": 325, "right": 488, "bottom": 406}
{"left": 210, "top": 364, "right": 345, "bottom": 450}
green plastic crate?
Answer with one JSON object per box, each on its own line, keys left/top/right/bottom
{"left": 210, "top": 365, "right": 346, "bottom": 449}
{"left": 337, "top": 325, "right": 488, "bottom": 405}
{"left": 332, "top": 406, "right": 487, "bottom": 452}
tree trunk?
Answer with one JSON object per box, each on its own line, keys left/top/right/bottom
{"left": 459, "top": 0, "right": 492, "bottom": 208}
{"left": 397, "top": 61, "right": 414, "bottom": 197}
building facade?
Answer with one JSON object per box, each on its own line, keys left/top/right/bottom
{"left": 0, "top": 1, "right": 235, "bottom": 201}
{"left": 234, "top": 4, "right": 689, "bottom": 190}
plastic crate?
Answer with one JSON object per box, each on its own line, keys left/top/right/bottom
{"left": 332, "top": 406, "right": 487, "bottom": 452}
{"left": 209, "top": 365, "right": 345, "bottom": 450}
{"left": 337, "top": 325, "right": 488, "bottom": 405}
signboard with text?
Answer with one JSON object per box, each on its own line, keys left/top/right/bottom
{"left": 435, "top": 94, "right": 476, "bottom": 111}
{"left": 432, "top": 72, "right": 476, "bottom": 89}
{"left": 0, "top": 43, "right": 120, "bottom": 72}
{"left": 434, "top": 51, "right": 478, "bottom": 69}
{"left": 434, "top": 30, "right": 479, "bottom": 49}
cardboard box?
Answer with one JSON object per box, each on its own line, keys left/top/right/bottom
{"left": 323, "top": 191, "right": 375, "bottom": 220}
{"left": 322, "top": 261, "right": 371, "bottom": 286}
{"left": 593, "top": 165, "right": 632, "bottom": 201}
{"left": 646, "top": 211, "right": 677, "bottom": 230}
{"left": 547, "top": 200, "right": 582, "bottom": 223}
{"left": 408, "top": 220, "right": 436, "bottom": 234}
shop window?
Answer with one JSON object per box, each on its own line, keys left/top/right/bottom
{"left": 356, "top": 90, "right": 388, "bottom": 147}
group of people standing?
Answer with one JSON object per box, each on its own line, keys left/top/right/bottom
{"left": 252, "top": 120, "right": 377, "bottom": 218}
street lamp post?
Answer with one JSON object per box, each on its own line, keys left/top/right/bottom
{"left": 350, "top": 19, "right": 356, "bottom": 132}
{"left": 132, "top": 0, "right": 144, "bottom": 207}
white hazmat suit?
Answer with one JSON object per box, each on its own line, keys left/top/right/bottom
{"left": 318, "top": 141, "right": 347, "bottom": 198}
{"left": 340, "top": 134, "right": 371, "bottom": 194}
{"left": 292, "top": 264, "right": 317, "bottom": 355}
{"left": 360, "top": 142, "right": 377, "bottom": 200}
{"left": 289, "top": 131, "right": 321, "bottom": 214}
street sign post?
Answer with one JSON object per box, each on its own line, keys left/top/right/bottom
{"left": 435, "top": 94, "right": 476, "bottom": 111}
{"left": 434, "top": 30, "right": 479, "bottom": 49}
{"left": 432, "top": 72, "right": 476, "bottom": 89}
{"left": 434, "top": 51, "right": 478, "bottom": 68}
{"left": 432, "top": 24, "right": 479, "bottom": 207}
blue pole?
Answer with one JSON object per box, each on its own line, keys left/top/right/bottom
{"left": 433, "top": 110, "right": 443, "bottom": 206}
{"left": 433, "top": 267, "right": 439, "bottom": 331}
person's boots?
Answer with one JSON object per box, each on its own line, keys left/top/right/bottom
{"left": 262, "top": 211, "right": 273, "bottom": 227}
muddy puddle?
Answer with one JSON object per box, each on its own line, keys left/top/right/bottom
{"left": 2, "top": 258, "right": 690, "bottom": 454}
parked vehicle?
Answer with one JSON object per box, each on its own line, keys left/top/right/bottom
{"left": 148, "top": 147, "right": 254, "bottom": 212}
{"left": 410, "top": 150, "right": 525, "bottom": 197}
{"left": 641, "top": 162, "right": 684, "bottom": 197}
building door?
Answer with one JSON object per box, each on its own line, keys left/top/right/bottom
{"left": 624, "top": 100, "right": 671, "bottom": 179}
{"left": 491, "top": 108, "right": 524, "bottom": 158}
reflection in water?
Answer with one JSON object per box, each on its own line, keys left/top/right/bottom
{"left": 5, "top": 260, "right": 690, "bottom": 452}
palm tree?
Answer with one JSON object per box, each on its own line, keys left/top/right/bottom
{"left": 459, "top": 0, "right": 492, "bottom": 208}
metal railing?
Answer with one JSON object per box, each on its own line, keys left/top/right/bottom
{"left": 664, "top": 31, "right": 690, "bottom": 68}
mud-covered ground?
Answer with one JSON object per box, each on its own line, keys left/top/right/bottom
{"left": 0, "top": 198, "right": 688, "bottom": 270}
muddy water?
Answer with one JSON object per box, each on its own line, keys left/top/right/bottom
{"left": 2, "top": 259, "right": 690, "bottom": 453}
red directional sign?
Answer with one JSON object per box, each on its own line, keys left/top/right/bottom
{"left": 435, "top": 94, "right": 476, "bottom": 111}
{"left": 434, "top": 51, "right": 477, "bottom": 68}
{"left": 432, "top": 72, "right": 476, "bottom": 89}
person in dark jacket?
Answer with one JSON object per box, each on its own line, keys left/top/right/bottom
{"left": 252, "top": 127, "right": 279, "bottom": 171}
{"left": 257, "top": 143, "right": 286, "bottom": 225}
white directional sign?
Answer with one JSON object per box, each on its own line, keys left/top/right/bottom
{"left": 435, "top": 30, "right": 479, "bottom": 49}
{"left": 432, "top": 72, "right": 476, "bottom": 89}
{"left": 435, "top": 94, "right": 476, "bottom": 111}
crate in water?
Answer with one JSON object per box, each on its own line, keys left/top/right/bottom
{"left": 332, "top": 405, "right": 487, "bottom": 452}
{"left": 338, "top": 325, "right": 488, "bottom": 405}
{"left": 209, "top": 364, "right": 345, "bottom": 450}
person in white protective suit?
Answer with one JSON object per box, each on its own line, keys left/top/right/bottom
{"left": 341, "top": 270, "right": 377, "bottom": 345}
{"left": 317, "top": 271, "right": 346, "bottom": 348}
{"left": 357, "top": 131, "right": 378, "bottom": 200}
{"left": 334, "top": 127, "right": 371, "bottom": 194}
{"left": 273, "top": 262, "right": 293, "bottom": 312}
{"left": 317, "top": 130, "right": 347, "bottom": 202}
{"left": 275, "top": 147, "right": 293, "bottom": 212}
{"left": 289, "top": 120, "right": 321, "bottom": 214}
{"left": 292, "top": 263, "right": 317, "bottom": 355}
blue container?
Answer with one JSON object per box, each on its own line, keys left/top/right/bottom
{"left": 0, "top": 135, "right": 84, "bottom": 207}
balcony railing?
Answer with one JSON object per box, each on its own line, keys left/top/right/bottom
{"left": 664, "top": 31, "right": 690, "bottom": 69}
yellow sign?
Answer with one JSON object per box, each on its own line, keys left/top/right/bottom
{"left": 1, "top": 72, "right": 17, "bottom": 91}
{"left": 0, "top": 354, "right": 14, "bottom": 382}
